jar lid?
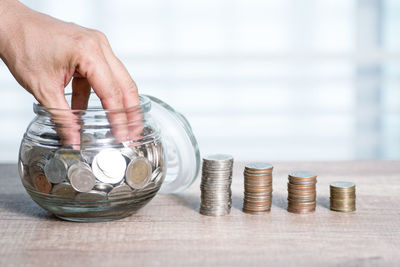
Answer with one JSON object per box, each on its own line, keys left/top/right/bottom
{"left": 145, "top": 95, "right": 200, "bottom": 194}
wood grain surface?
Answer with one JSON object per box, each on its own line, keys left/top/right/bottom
{"left": 0, "top": 161, "right": 399, "bottom": 267}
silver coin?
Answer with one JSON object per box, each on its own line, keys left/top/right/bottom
{"left": 51, "top": 182, "right": 76, "bottom": 198}
{"left": 27, "top": 147, "right": 52, "bottom": 165}
{"left": 289, "top": 170, "right": 317, "bottom": 178}
{"left": 125, "top": 157, "right": 152, "bottom": 189}
{"left": 94, "top": 183, "right": 114, "bottom": 193}
{"left": 75, "top": 190, "right": 107, "bottom": 201}
{"left": 108, "top": 184, "right": 133, "bottom": 199}
{"left": 245, "top": 163, "right": 273, "bottom": 170}
{"left": 330, "top": 181, "right": 355, "bottom": 189}
{"left": 81, "top": 149, "right": 98, "bottom": 164}
{"left": 69, "top": 167, "right": 96, "bottom": 193}
{"left": 18, "top": 161, "right": 25, "bottom": 180}
{"left": 92, "top": 148, "right": 126, "bottom": 184}
{"left": 203, "top": 154, "right": 233, "bottom": 162}
{"left": 68, "top": 162, "right": 91, "bottom": 179}
{"left": 120, "top": 146, "right": 137, "bottom": 159}
{"left": 44, "top": 157, "right": 68, "bottom": 184}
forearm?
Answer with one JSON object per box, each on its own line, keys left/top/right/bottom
{"left": 0, "top": 0, "right": 24, "bottom": 60}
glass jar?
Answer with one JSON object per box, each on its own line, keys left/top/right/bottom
{"left": 18, "top": 93, "right": 200, "bottom": 222}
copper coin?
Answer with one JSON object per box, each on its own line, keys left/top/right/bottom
{"left": 244, "top": 177, "right": 272, "bottom": 183}
{"left": 244, "top": 192, "right": 272, "bottom": 197}
{"left": 288, "top": 196, "right": 315, "bottom": 201}
{"left": 287, "top": 208, "right": 315, "bottom": 214}
{"left": 288, "top": 183, "right": 315, "bottom": 189}
{"left": 288, "top": 178, "right": 317, "bottom": 184}
{"left": 243, "top": 204, "right": 271, "bottom": 210}
{"left": 34, "top": 174, "right": 52, "bottom": 194}
{"left": 288, "top": 192, "right": 316, "bottom": 198}
{"left": 244, "top": 184, "right": 272, "bottom": 189}
{"left": 289, "top": 179, "right": 317, "bottom": 183}
{"left": 288, "top": 204, "right": 316, "bottom": 210}
{"left": 244, "top": 171, "right": 273, "bottom": 176}
{"left": 243, "top": 210, "right": 270, "bottom": 214}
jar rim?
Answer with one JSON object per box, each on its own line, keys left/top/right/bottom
{"left": 33, "top": 92, "right": 151, "bottom": 114}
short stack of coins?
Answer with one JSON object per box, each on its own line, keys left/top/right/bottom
{"left": 243, "top": 163, "right": 273, "bottom": 214}
{"left": 287, "top": 171, "right": 317, "bottom": 213}
{"left": 330, "top": 181, "right": 356, "bottom": 212}
{"left": 200, "top": 154, "right": 234, "bottom": 216}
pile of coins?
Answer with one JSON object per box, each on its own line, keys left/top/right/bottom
{"left": 19, "top": 138, "right": 165, "bottom": 201}
{"left": 243, "top": 163, "right": 273, "bottom": 214}
{"left": 287, "top": 171, "right": 317, "bottom": 214}
{"left": 200, "top": 154, "right": 233, "bottom": 216}
{"left": 330, "top": 181, "right": 356, "bottom": 212}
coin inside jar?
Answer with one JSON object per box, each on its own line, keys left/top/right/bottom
{"left": 51, "top": 182, "right": 76, "bottom": 198}
{"left": 125, "top": 157, "right": 152, "bottom": 189}
{"left": 92, "top": 148, "right": 126, "bottom": 184}
{"left": 94, "top": 183, "right": 114, "bottom": 193}
{"left": 69, "top": 166, "right": 96, "bottom": 193}
{"left": 44, "top": 157, "right": 68, "bottom": 184}
{"left": 56, "top": 149, "right": 82, "bottom": 166}
{"left": 34, "top": 174, "right": 52, "bottom": 194}
{"left": 108, "top": 184, "right": 133, "bottom": 199}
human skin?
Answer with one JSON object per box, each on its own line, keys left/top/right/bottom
{"left": 0, "top": 0, "right": 140, "bottom": 144}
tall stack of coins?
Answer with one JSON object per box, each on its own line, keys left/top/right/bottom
{"left": 330, "top": 181, "right": 356, "bottom": 212}
{"left": 200, "top": 154, "right": 233, "bottom": 216}
{"left": 287, "top": 171, "right": 317, "bottom": 213}
{"left": 243, "top": 163, "right": 273, "bottom": 214}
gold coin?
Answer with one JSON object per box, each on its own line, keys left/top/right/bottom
{"left": 125, "top": 157, "right": 152, "bottom": 189}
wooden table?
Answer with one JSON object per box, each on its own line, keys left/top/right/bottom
{"left": 1, "top": 161, "right": 399, "bottom": 266}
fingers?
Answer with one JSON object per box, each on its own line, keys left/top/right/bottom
{"left": 101, "top": 50, "right": 143, "bottom": 141}
{"left": 36, "top": 87, "right": 81, "bottom": 146}
{"left": 71, "top": 77, "right": 90, "bottom": 110}
{"left": 76, "top": 47, "right": 129, "bottom": 142}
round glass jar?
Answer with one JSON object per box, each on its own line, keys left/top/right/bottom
{"left": 18, "top": 93, "right": 200, "bottom": 222}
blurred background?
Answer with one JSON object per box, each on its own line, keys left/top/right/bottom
{"left": 0, "top": 0, "right": 399, "bottom": 162}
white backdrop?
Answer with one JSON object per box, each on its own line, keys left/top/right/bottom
{"left": 0, "top": 0, "right": 399, "bottom": 162}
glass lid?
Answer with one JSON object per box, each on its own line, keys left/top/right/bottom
{"left": 145, "top": 95, "right": 200, "bottom": 194}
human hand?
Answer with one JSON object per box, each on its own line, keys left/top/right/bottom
{"left": 0, "top": 0, "right": 140, "bottom": 144}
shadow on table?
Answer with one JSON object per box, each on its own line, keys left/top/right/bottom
{"left": 272, "top": 192, "right": 288, "bottom": 210}
{"left": 317, "top": 195, "right": 330, "bottom": 210}
{"left": 0, "top": 192, "right": 56, "bottom": 220}
{"left": 168, "top": 193, "right": 200, "bottom": 212}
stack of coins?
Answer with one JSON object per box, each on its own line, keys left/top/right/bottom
{"left": 287, "top": 171, "right": 317, "bottom": 213}
{"left": 330, "top": 181, "right": 356, "bottom": 212}
{"left": 200, "top": 154, "right": 233, "bottom": 216}
{"left": 243, "top": 163, "right": 273, "bottom": 214}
